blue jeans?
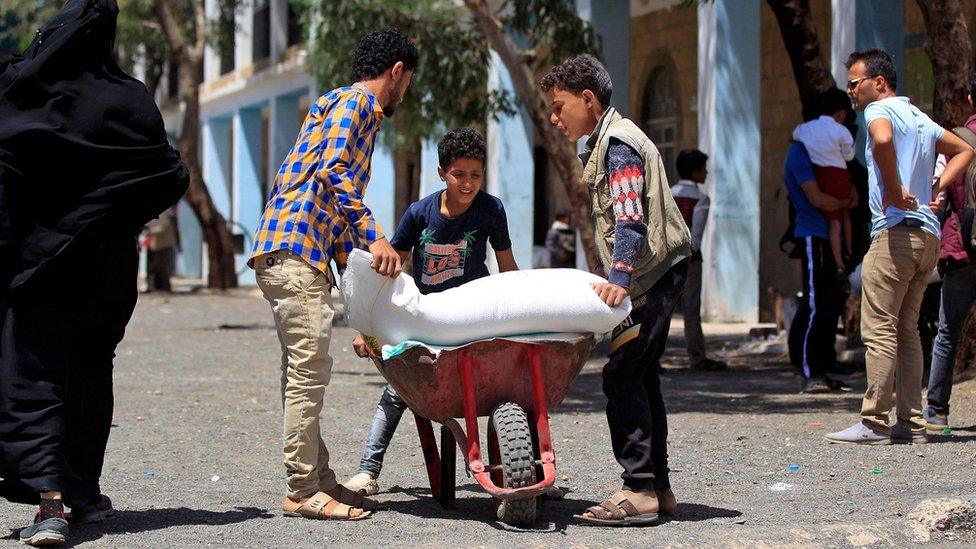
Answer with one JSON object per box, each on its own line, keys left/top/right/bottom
{"left": 927, "top": 263, "right": 976, "bottom": 415}
{"left": 357, "top": 384, "right": 408, "bottom": 477}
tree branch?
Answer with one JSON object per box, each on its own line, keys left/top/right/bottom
{"left": 192, "top": 0, "right": 206, "bottom": 63}
{"left": 153, "top": 0, "right": 188, "bottom": 62}
{"left": 764, "top": 0, "right": 835, "bottom": 119}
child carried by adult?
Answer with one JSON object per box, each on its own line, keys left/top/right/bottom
{"left": 792, "top": 90, "right": 857, "bottom": 280}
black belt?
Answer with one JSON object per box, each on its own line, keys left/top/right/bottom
{"left": 896, "top": 217, "right": 924, "bottom": 228}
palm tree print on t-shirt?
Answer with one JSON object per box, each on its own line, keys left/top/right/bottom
{"left": 418, "top": 228, "right": 478, "bottom": 286}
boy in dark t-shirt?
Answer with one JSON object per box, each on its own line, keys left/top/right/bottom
{"left": 393, "top": 173, "right": 514, "bottom": 294}
{"left": 345, "top": 127, "right": 517, "bottom": 496}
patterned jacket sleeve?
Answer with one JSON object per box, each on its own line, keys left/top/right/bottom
{"left": 605, "top": 138, "right": 649, "bottom": 289}
{"left": 315, "top": 91, "right": 380, "bottom": 244}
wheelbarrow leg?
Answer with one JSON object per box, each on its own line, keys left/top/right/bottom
{"left": 439, "top": 425, "right": 456, "bottom": 508}
{"left": 414, "top": 413, "right": 441, "bottom": 500}
{"left": 527, "top": 345, "right": 557, "bottom": 486}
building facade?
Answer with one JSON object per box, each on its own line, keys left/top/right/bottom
{"left": 161, "top": 0, "right": 966, "bottom": 321}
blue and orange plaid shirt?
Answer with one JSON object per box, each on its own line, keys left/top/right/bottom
{"left": 250, "top": 83, "right": 385, "bottom": 274}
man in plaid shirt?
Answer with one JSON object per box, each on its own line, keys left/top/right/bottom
{"left": 249, "top": 28, "right": 417, "bottom": 521}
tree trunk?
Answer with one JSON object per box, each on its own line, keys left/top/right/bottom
{"left": 463, "top": 0, "right": 602, "bottom": 275}
{"left": 916, "top": 0, "right": 972, "bottom": 128}
{"left": 153, "top": 0, "right": 238, "bottom": 289}
{"left": 916, "top": 0, "right": 975, "bottom": 379}
{"left": 765, "top": 0, "right": 836, "bottom": 119}
{"left": 394, "top": 126, "right": 422, "bottom": 223}
{"left": 176, "top": 58, "right": 239, "bottom": 289}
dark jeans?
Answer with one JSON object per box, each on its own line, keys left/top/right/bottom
{"left": 0, "top": 237, "right": 137, "bottom": 505}
{"left": 357, "top": 383, "right": 408, "bottom": 477}
{"left": 604, "top": 260, "right": 687, "bottom": 492}
{"left": 788, "top": 236, "right": 846, "bottom": 380}
{"left": 927, "top": 263, "right": 976, "bottom": 415}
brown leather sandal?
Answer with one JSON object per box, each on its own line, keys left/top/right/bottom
{"left": 282, "top": 492, "right": 371, "bottom": 521}
{"left": 335, "top": 484, "right": 382, "bottom": 511}
{"left": 574, "top": 492, "right": 660, "bottom": 526}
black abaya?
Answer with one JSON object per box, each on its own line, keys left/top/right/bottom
{"left": 0, "top": 0, "right": 188, "bottom": 504}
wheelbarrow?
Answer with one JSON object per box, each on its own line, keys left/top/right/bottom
{"left": 372, "top": 334, "right": 595, "bottom": 526}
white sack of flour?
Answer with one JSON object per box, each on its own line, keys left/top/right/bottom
{"left": 341, "top": 249, "right": 631, "bottom": 346}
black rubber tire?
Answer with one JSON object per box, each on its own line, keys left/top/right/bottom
{"left": 490, "top": 402, "right": 538, "bottom": 526}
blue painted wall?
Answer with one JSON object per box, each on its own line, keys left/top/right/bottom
{"left": 272, "top": 92, "right": 304, "bottom": 183}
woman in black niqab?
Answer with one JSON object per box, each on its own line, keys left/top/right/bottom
{"left": 0, "top": 0, "right": 187, "bottom": 542}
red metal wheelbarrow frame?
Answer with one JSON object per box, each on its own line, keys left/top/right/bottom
{"left": 413, "top": 345, "right": 555, "bottom": 503}
{"left": 375, "top": 335, "right": 593, "bottom": 507}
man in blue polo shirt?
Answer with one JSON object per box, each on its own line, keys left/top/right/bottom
{"left": 784, "top": 90, "right": 859, "bottom": 394}
{"left": 826, "top": 49, "right": 973, "bottom": 445}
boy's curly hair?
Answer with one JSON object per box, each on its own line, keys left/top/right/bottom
{"left": 539, "top": 54, "right": 613, "bottom": 108}
{"left": 350, "top": 28, "right": 420, "bottom": 82}
{"left": 437, "top": 127, "right": 486, "bottom": 168}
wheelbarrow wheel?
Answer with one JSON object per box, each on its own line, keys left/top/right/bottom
{"left": 489, "top": 402, "right": 537, "bottom": 526}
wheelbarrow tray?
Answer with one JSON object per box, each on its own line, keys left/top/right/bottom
{"left": 374, "top": 334, "right": 594, "bottom": 422}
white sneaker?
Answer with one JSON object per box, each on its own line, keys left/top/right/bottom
{"left": 824, "top": 421, "right": 890, "bottom": 445}
{"left": 344, "top": 473, "right": 380, "bottom": 496}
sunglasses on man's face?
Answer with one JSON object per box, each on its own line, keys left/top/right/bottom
{"left": 847, "top": 76, "right": 875, "bottom": 91}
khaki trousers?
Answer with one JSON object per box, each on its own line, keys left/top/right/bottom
{"left": 859, "top": 226, "right": 940, "bottom": 433}
{"left": 254, "top": 250, "right": 337, "bottom": 499}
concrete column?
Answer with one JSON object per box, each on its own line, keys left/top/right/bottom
{"left": 200, "top": 116, "right": 233, "bottom": 284}
{"left": 697, "top": 0, "right": 761, "bottom": 323}
{"left": 235, "top": 0, "right": 254, "bottom": 73}
{"left": 202, "top": 116, "right": 233, "bottom": 281}
{"left": 233, "top": 107, "right": 264, "bottom": 284}
{"left": 576, "top": 0, "right": 630, "bottom": 116}
{"left": 487, "top": 51, "right": 534, "bottom": 269}
{"left": 269, "top": 0, "right": 288, "bottom": 60}
{"left": 203, "top": 0, "right": 219, "bottom": 82}
{"left": 831, "top": 0, "right": 857, "bottom": 87}
{"left": 176, "top": 199, "right": 203, "bottom": 278}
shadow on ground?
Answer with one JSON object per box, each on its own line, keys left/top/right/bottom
{"left": 5, "top": 506, "right": 273, "bottom": 547}
{"left": 557, "top": 365, "right": 865, "bottom": 416}
{"left": 382, "top": 484, "right": 741, "bottom": 533}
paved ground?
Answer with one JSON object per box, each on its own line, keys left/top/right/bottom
{"left": 2, "top": 290, "right": 975, "bottom": 547}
